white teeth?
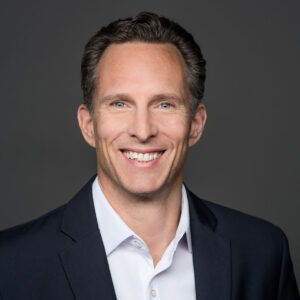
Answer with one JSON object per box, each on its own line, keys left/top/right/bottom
{"left": 123, "top": 151, "right": 163, "bottom": 162}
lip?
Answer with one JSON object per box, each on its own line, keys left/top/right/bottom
{"left": 121, "top": 148, "right": 165, "bottom": 154}
{"left": 120, "top": 149, "right": 165, "bottom": 169}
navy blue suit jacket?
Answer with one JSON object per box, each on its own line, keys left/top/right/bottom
{"left": 0, "top": 176, "right": 299, "bottom": 299}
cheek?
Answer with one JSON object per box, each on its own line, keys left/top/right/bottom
{"left": 94, "top": 114, "right": 126, "bottom": 144}
{"left": 97, "top": 125, "right": 117, "bottom": 140}
{"left": 94, "top": 121, "right": 122, "bottom": 166}
{"left": 158, "top": 116, "right": 190, "bottom": 141}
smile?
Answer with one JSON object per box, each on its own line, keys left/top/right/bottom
{"left": 122, "top": 150, "right": 164, "bottom": 162}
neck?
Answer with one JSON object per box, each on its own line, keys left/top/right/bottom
{"left": 97, "top": 174, "right": 183, "bottom": 266}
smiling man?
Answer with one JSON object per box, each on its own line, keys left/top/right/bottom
{"left": 0, "top": 12, "right": 299, "bottom": 300}
{"left": 77, "top": 40, "right": 205, "bottom": 274}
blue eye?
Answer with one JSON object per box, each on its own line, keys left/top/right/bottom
{"left": 113, "top": 102, "right": 125, "bottom": 108}
{"left": 160, "top": 103, "right": 171, "bottom": 109}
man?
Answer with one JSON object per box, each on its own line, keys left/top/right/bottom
{"left": 0, "top": 12, "right": 299, "bottom": 300}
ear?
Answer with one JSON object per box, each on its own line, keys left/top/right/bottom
{"left": 77, "top": 104, "right": 96, "bottom": 148}
{"left": 188, "top": 103, "right": 207, "bottom": 147}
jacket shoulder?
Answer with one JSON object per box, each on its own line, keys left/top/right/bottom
{"left": 0, "top": 176, "right": 96, "bottom": 255}
{"left": 192, "top": 196, "right": 299, "bottom": 298}
{"left": 0, "top": 203, "right": 67, "bottom": 255}
{"left": 203, "top": 198, "right": 284, "bottom": 236}
{"left": 199, "top": 197, "right": 288, "bottom": 259}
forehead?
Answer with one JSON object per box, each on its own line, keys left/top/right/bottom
{"left": 95, "top": 42, "right": 188, "bottom": 99}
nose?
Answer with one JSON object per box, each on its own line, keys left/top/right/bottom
{"left": 127, "top": 107, "right": 158, "bottom": 142}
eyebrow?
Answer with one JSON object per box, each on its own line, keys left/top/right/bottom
{"left": 100, "top": 93, "right": 133, "bottom": 103}
{"left": 100, "top": 93, "right": 185, "bottom": 103}
{"left": 151, "top": 93, "right": 184, "bottom": 102}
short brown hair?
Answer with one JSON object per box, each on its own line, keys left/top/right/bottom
{"left": 81, "top": 12, "right": 206, "bottom": 115}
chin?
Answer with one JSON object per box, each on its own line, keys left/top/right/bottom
{"left": 121, "top": 179, "right": 165, "bottom": 197}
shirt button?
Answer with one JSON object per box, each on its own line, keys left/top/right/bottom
{"left": 133, "top": 239, "right": 143, "bottom": 248}
{"left": 151, "top": 289, "right": 157, "bottom": 297}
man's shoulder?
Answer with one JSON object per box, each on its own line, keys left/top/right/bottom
{"left": 196, "top": 195, "right": 287, "bottom": 253}
{"left": 0, "top": 176, "right": 96, "bottom": 253}
{"left": 187, "top": 189, "right": 287, "bottom": 251}
{"left": 0, "top": 203, "right": 67, "bottom": 256}
{"left": 205, "top": 198, "right": 282, "bottom": 232}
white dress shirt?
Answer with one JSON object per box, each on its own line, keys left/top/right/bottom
{"left": 92, "top": 177, "right": 196, "bottom": 300}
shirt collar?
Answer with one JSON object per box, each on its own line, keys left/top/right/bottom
{"left": 178, "top": 184, "right": 193, "bottom": 253}
{"left": 92, "top": 177, "right": 192, "bottom": 256}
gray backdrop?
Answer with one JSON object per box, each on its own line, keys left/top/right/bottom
{"left": 0, "top": 0, "right": 299, "bottom": 286}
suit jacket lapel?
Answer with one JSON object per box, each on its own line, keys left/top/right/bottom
{"left": 59, "top": 176, "right": 117, "bottom": 300}
{"left": 186, "top": 187, "right": 232, "bottom": 300}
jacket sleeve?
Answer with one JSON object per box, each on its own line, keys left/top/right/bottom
{"left": 277, "top": 230, "right": 299, "bottom": 299}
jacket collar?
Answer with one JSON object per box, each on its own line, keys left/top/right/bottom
{"left": 60, "top": 175, "right": 98, "bottom": 241}
{"left": 59, "top": 175, "right": 117, "bottom": 300}
{"left": 186, "top": 185, "right": 231, "bottom": 300}
{"left": 59, "top": 177, "right": 231, "bottom": 300}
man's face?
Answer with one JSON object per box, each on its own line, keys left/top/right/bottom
{"left": 78, "top": 42, "right": 206, "bottom": 196}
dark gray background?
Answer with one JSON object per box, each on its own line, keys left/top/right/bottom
{"left": 0, "top": 0, "right": 299, "bottom": 285}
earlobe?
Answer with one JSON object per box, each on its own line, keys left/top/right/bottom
{"left": 188, "top": 103, "right": 207, "bottom": 147}
{"left": 77, "top": 104, "right": 96, "bottom": 148}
